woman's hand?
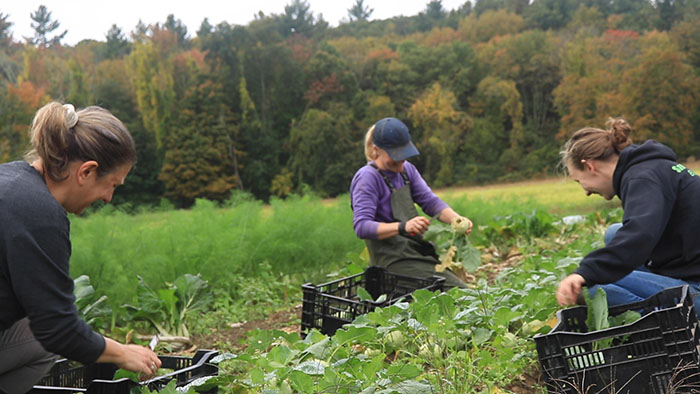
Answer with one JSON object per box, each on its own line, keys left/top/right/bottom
{"left": 556, "top": 274, "right": 586, "bottom": 305}
{"left": 450, "top": 215, "right": 473, "bottom": 235}
{"left": 438, "top": 208, "right": 473, "bottom": 235}
{"left": 119, "top": 344, "right": 163, "bottom": 380}
{"left": 405, "top": 216, "right": 431, "bottom": 236}
{"left": 99, "top": 338, "right": 162, "bottom": 380}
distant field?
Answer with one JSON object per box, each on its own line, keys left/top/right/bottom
{"left": 435, "top": 159, "right": 700, "bottom": 216}
{"left": 437, "top": 176, "right": 621, "bottom": 215}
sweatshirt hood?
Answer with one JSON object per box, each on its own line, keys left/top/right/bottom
{"left": 613, "top": 140, "right": 677, "bottom": 196}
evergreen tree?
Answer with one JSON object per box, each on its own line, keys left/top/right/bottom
{"left": 426, "top": 0, "right": 447, "bottom": 20}
{"left": 237, "top": 23, "right": 306, "bottom": 199}
{"left": 0, "top": 12, "right": 19, "bottom": 82}
{"left": 656, "top": 0, "right": 686, "bottom": 31}
{"left": 474, "top": 0, "right": 506, "bottom": 16}
{"left": 131, "top": 19, "right": 149, "bottom": 42}
{"left": 281, "top": 0, "right": 323, "bottom": 37}
{"left": 414, "top": 0, "right": 448, "bottom": 31}
{"left": 28, "top": 5, "right": 67, "bottom": 47}
{"left": 288, "top": 103, "right": 358, "bottom": 196}
{"left": 348, "top": 0, "right": 374, "bottom": 22}
{"left": 197, "top": 18, "right": 213, "bottom": 38}
{"left": 160, "top": 75, "right": 237, "bottom": 207}
{"left": 0, "top": 12, "right": 12, "bottom": 48}
{"left": 524, "top": 0, "right": 578, "bottom": 30}
{"left": 103, "top": 25, "right": 130, "bottom": 59}
{"left": 94, "top": 59, "right": 163, "bottom": 206}
{"left": 164, "top": 14, "right": 189, "bottom": 48}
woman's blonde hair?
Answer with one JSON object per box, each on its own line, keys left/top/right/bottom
{"left": 560, "top": 118, "right": 633, "bottom": 171}
{"left": 25, "top": 102, "right": 136, "bottom": 181}
{"left": 364, "top": 124, "right": 378, "bottom": 161}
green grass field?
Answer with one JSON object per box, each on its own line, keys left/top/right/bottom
{"left": 67, "top": 172, "right": 623, "bottom": 348}
{"left": 70, "top": 174, "right": 620, "bottom": 309}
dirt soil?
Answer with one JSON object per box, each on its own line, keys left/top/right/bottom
{"left": 192, "top": 305, "right": 302, "bottom": 351}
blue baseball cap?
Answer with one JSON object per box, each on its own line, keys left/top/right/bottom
{"left": 372, "top": 117, "right": 419, "bottom": 161}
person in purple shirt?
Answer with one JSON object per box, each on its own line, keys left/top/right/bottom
{"left": 350, "top": 117, "right": 473, "bottom": 288}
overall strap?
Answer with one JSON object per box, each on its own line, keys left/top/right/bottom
{"left": 369, "top": 162, "right": 410, "bottom": 191}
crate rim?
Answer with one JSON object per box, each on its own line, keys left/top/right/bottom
{"left": 302, "top": 266, "right": 444, "bottom": 291}
{"left": 144, "top": 349, "right": 218, "bottom": 386}
{"left": 31, "top": 349, "right": 219, "bottom": 393}
{"left": 534, "top": 284, "right": 691, "bottom": 340}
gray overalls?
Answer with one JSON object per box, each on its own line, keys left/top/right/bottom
{"left": 364, "top": 163, "right": 466, "bottom": 289}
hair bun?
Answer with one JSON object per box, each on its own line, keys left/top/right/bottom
{"left": 606, "top": 117, "right": 632, "bottom": 149}
{"left": 63, "top": 104, "right": 78, "bottom": 128}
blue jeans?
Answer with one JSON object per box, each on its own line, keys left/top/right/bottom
{"left": 591, "top": 223, "right": 700, "bottom": 318}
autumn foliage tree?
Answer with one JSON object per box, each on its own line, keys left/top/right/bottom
{"left": 408, "top": 83, "right": 471, "bottom": 187}
{"left": 1, "top": 1, "right": 700, "bottom": 203}
{"left": 554, "top": 29, "right": 700, "bottom": 156}
{"left": 127, "top": 28, "right": 177, "bottom": 153}
{"left": 617, "top": 32, "right": 700, "bottom": 156}
{"left": 0, "top": 81, "right": 47, "bottom": 162}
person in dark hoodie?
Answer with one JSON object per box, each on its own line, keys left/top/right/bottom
{"left": 0, "top": 102, "right": 161, "bottom": 393}
{"left": 555, "top": 118, "right": 700, "bottom": 315}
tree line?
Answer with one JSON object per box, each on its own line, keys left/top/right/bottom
{"left": 1, "top": 0, "right": 699, "bottom": 207}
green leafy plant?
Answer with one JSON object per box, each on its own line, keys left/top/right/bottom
{"left": 585, "top": 287, "right": 642, "bottom": 335}
{"left": 476, "top": 210, "right": 558, "bottom": 253}
{"left": 74, "top": 275, "right": 111, "bottom": 329}
{"left": 579, "top": 287, "right": 642, "bottom": 368}
{"left": 124, "top": 273, "right": 211, "bottom": 338}
{"left": 423, "top": 220, "right": 482, "bottom": 276}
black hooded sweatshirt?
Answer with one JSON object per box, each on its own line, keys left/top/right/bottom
{"left": 575, "top": 140, "right": 700, "bottom": 285}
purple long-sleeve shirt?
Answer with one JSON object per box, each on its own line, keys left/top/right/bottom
{"left": 350, "top": 161, "right": 449, "bottom": 239}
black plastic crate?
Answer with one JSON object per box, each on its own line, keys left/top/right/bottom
{"left": 29, "top": 349, "right": 219, "bottom": 394}
{"left": 301, "top": 266, "right": 445, "bottom": 336}
{"left": 534, "top": 285, "right": 700, "bottom": 394}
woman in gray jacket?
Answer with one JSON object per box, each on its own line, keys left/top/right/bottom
{"left": 0, "top": 102, "right": 161, "bottom": 393}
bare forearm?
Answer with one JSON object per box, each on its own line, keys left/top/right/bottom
{"left": 375, "top": 216, "right": 432, "bottom": 239}
{"left": 437, "top": 207, "right": 459, "bottom": 224}
{"left": 97, "top": 337, "right": 125, "bottom": 364}
{"left": 376, "top": 222, "right": 400, "bottom": 240}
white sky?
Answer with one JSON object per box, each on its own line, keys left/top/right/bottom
{"left": 2, "top": 0, "right": 468, "bottom": 46}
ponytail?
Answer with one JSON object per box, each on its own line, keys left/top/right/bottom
{"left": 25, "top": 102, "right": 136, "bottom": 181}
{"left": 364, "top": 125, "right": 378, "bottom": 161}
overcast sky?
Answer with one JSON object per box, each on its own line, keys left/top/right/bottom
{"left": 3, "top": 0, "right": 467, "bottom": 46}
